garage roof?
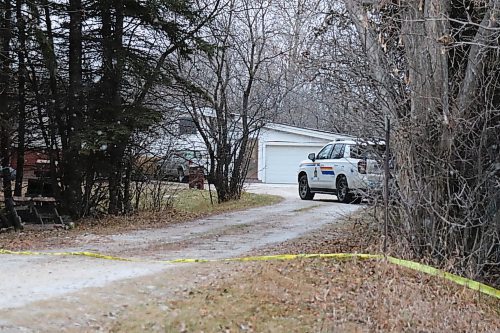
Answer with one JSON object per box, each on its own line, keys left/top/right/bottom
{"left": 263, "top": 123, "right": 354, "bottom": 141}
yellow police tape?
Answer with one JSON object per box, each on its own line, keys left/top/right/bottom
{"left": 0, "top": 249, "right": 498, "bottom": 299}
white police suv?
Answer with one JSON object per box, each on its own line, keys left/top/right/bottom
{"left": 297, "top": 140, "right": 384, "bottom": 203}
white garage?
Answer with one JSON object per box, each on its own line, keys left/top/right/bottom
{"left": 264, "top": 144, "right": 325, "bottom": 184}
{"left": 256, "top": 124, "right": 352, "bottom": 184}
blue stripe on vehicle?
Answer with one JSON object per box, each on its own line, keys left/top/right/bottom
{"left": 321, "top": 171, "right": 335, "bottom": 175}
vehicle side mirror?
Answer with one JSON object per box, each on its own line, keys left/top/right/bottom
{"left": 308, "top": 153, "right": 316, "bottom": 161}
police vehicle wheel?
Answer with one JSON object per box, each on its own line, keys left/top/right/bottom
{"left": 299, "top": 174, "right": 315, "bottom": 200}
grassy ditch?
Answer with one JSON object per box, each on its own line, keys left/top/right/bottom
{"left": 164, "top": 260, "right": 499, "bottom": 333}
{"left": 106, "top": 213, "right": 500, "bottom": 333}
{"left": 108, "top": 258, "right": 499, "bottom": 333}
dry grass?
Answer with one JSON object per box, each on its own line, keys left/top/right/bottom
{"left": 108, "top": 258, "right": 499, "bottom": 333}
{"left": 106, "top": 213, "right": 500, "bottom": 333}
{"left": 173, "top": 189, "right": 282, "bottom": 215}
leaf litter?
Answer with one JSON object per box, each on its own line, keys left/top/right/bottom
{"left": 109, "top": 215, "right": 499, "bottom": 332}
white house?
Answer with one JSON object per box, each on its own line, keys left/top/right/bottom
{"left": 170, "top": 118, "right": 352, "bottom": 184}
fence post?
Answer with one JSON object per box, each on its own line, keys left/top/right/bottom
{"left": 383, "top": 116, "right": 391, "bottom": 254}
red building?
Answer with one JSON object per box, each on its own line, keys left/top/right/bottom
{"left": 10, "top": 149, "right": 50, "bottom": 179}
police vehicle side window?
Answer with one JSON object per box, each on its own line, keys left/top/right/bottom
{"left": 331, "top": 144, "right": 345, "bottom": 159}
{"left": 316, "top": 144, "right": 333, "bottom": 160}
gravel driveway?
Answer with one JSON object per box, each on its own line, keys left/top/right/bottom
{"left": 0, "top": 184, "right": 360, "bottom": 331}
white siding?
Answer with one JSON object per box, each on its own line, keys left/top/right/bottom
{"left": 264, "top": 144, "right": 325, "bottom": 184}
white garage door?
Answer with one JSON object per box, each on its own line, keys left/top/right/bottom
{"left": 264, "top": 145, "right": 324, "bottom": 184}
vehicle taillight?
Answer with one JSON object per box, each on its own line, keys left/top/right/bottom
{"left": 358, "top": 160, "right": 367, "bottom": 174}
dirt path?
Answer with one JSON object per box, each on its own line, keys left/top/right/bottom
{"left": 0, "top": 184, "right": 360, "bottom": 331}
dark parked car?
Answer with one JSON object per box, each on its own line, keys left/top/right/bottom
{"left": 0, "top": 167, "right": 16, "bottom": 181}
{"left": 159, "top": 149, "right": 207, "bottom": 182}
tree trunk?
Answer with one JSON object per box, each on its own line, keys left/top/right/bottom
{"left": 0, "top": 0, "right": 21, "bottom": 230}
{"left": 42, "top": 0, "right": 63, "bottom": 200}
{"left": 62, "top": 0, "right": 84, "bottom": 217}
{"left": 14, "top": 0, "right": 26, "bottom": 196}
{"left": 123, "top": 151, "right": 132, "bottom": 214}
{"left": 1, "top": 0, "right": 13, "bottom": 198}
{"left": 345, "top": 0, "right": 397, "bottom": 118}
{"left": 101, "top": 0, "right": 126, "bottom": 215}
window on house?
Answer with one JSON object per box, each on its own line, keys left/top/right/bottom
{"left": 179, "top": 118, "right": 197, "bottom": 135}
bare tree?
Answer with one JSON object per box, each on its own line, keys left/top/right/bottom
{"left": 319, "top": 0, "right": 500, "bottom": 283}
{"left": 174, "top": 0, "right": 286, "bottom": 202}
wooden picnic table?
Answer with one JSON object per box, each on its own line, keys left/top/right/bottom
{"left": 12, "top": 196, "right": 63, "bottom": 225}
